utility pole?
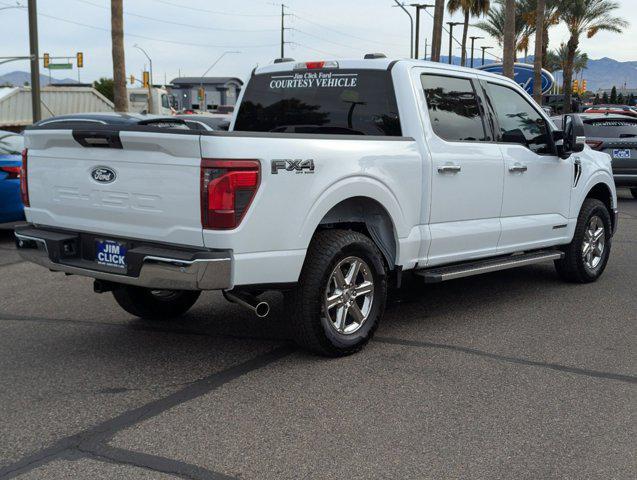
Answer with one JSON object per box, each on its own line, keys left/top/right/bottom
{"left": 481, "top": 46, "right": 493, "bottom": 66}
{"left": 447, "top": 22, "right": 462, "bottom": 65}
{"left": 111, "top": 0, "right": 128, "bottom": 112}
{"left": 27, "top": 0, "right": 41, "bottom": 123}
{"left": 411, "top": 4, "right": 434, "bottom": 59}
{"left": 280, "top": 4, "right": 291, "bottom": 59}
{"left": 429, "top": 0, "right": 444, "bottom": 62}
{"left": 469, "top": 36, "right": 483, "bottom": 68}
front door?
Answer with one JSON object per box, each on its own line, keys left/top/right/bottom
{"left": 419, "top": 71, "right": 505, "bottom": 266}
{"left": 483, "top": 81, "right": 573, "bottom": 253}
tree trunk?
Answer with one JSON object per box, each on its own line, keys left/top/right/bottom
{"left": 111, "top": 0, "right": 128, "bottom": 112}
{"left": 533, "top": 0, "right": 546, "bottom": 103}
{"left": 503, "top": 0, "right": 516, "bottom": 78}
{"left": 542, "top": 24, "right": 549, "bottom": 69}
{"left": 430, "top": 0, "right": 445, "bottom": 62}
{"left": 460, "top": 10, "right": 469, "bottom": 67}
{"left": 562, "top": 34, "right": 579, "bottom": 114}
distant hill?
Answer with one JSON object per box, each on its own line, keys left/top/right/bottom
{"left": 0, "top": 70, "right": 78, "bottom": 87}
{"left": 430, "top": 56, "right": 637, "bottom": 91}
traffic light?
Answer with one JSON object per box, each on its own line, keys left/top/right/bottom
{"left": 573, "top": 79, "right": 579, "bottom": 94}
{"left": 130, "top": 75, "right": 135, "bottom": 85}
{"left": 581, "top": 80, "right": 587, "bottom": 94}
{"left": 198, "top": 87, "right": 205, "bottom": 102}
{"left": 43, "top": 53, "right": 49, "bottom": 68}
{"left": 142, "top": 71, "right": 150, "bottom": 88}
{"left": 76, "top": 52, "right": 83, "bottom": 68}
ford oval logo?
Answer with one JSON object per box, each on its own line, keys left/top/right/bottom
{"left": 91, "top": 166, "right": 116, "bottom": 184}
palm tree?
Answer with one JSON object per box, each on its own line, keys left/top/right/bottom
{"left": 560, "top": 0, "right": 628, "bottom": 113}
{"left": 545, "top": 43, "right": 589, "bottom": 73}
{"left": 447, "top": 0, "right": 491, "bottom": 66}
{"left": 110, "top": 0, "right": 128, "bottom": 111}
{"left": 518, "top": 0, "right": 560, "bottom": 67}
{"left": 476, "top": 0, "right": 534, "bottom": 61}
{"left": 430, "top": 0, "right": 446, "bottom": 62}
{"left": 502, "top": 0, "right": 516, "bottom": 78}
{"left": 532, "top": 0, "right": 546, "bottom": 103}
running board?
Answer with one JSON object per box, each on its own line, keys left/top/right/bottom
{"left": 415, "top": 250, "right": 564, "bottom": 283}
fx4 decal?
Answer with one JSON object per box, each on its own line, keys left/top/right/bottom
{"left": 271, "top": 159, "right": 315, "bottom": 175}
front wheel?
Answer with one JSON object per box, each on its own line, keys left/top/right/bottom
{"left": 555, "top": 198, "right": 612, "bottom": 283}
{"left": 286, "top": 230, "right": 387, "bottom": 357}
{"left": 112, "top": 286, "right": 201, "bottom": 320}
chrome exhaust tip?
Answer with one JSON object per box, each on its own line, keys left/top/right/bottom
{"left": 223, "top": 290, "right": 270, "bottom": 318}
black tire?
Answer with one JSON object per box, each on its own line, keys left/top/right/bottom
{"left": 285, "top": 229, "right": 387, "bottom": 357}
{"left": 555, "top": 198, "right": 612, "bottom": 283}
{"left": 112, "top": 286, "right": 201, "bottom": 320}
{"left": 630, "top": 188, "right": 637, "bottom": 199}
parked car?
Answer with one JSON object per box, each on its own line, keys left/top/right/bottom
{"left": 17, "top": 58, "right": 617, "bottom": 356}
{"left": 174, "top": 114, "right": 231, "bottom": 131}
{"left": 584, "top": 105, "right": 637, "bottom": 118}
{"left": 0, "top": 130, "right": 25, "bottom": 224}
{"left": 569, "top": 113, "right": 636, "bottom": 198}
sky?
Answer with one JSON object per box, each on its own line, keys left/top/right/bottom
{"left": 1, "top": 0, "right": 636, "bottom": 85}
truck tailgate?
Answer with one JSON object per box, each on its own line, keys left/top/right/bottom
{"left": 25, "top": 129, "right": 204, "bottom": 247}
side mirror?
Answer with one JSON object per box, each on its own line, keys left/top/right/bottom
{"left": 557, "top": 114, "right": 585, "bottom": 159}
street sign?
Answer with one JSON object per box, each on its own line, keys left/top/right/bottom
{"left": 477, "top": 62, "right": 555, "bottom": 95}
{"left": 48, "top": 63, "right": 73, "bottom": 70}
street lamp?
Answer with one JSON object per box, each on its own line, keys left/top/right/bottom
{"left": 133, "top": 44, "right": 154, "bottom": 113}
{"left": 446, "top": 22, "right": 462, "bottom": 65}
{"left": 410, "top": 4, "right": 435, "bottom": 59}
{"left": 469, "top": 36, "right": 484, "bottom": 68}
{"left": 393, "top": 1, "right": 414, "bottom": 58}
{"left": 199, "top": 51, "right": 240, "bottom": 111}
{"left": 481, "top": 46, "right": 493, "bottom": 67}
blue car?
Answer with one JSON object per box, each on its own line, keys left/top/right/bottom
{"left": 0, "top": 130, "right": 25, "bottom": 224}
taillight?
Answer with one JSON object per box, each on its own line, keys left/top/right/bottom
{"left": 201, "top": 159, "right": 260, "bottom": 229}
{"left": 0, "top": 165, "right": 20, "bottom": 179}
{"left": 586, "top": 140, "right": 603, "bottom": 150}
{"left": 20, "top": 148, "right": 29, "bottom": 207}
{"left": 294, "top": 60, "right": 338, "bottom": 70}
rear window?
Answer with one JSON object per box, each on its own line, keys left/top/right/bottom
{"left": 234, "top": 69, "right": 401, "bottom": 136}
{"left": 584, "top": 118, "right": 637, "bottom": 138}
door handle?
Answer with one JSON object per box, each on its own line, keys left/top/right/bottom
{"left": 437, "top": 164, "right": 461, "bottom": 174}
{"left": 509, "top": 163, "right": 528, "bottom": 173}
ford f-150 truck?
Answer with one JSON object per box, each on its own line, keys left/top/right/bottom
{"left": 16, "top": 57, "right": 618, "bottom": 356}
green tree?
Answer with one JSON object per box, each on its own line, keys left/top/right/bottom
{"left": 447, "top": 0, "right": 491, "bottom": 67}
{"left": 93, "top": 77, "right": 115, "bottom": 102}
{"left": 602, "top": 91, "right": 609, "bottom": 103}
{"left": 545, "top": 43, "right": 588, "bottom": 74}
{"left": 476, "top": 0, "right": 534, "bottom": 61}
{"left": 609, "top": 86, "right": 617, "bottom": 104}
{"left": 629, "top": 93, "right": 635, "bottom": 106}
{"left": 617, "top": 92, "right": 624, "bottom": 104}
{"left": 560, "top": 0, "right": 628, "bottom": 113}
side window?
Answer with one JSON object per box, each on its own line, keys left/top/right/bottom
{"left": 421, "top": 74, "right": 489, "bottom": 142}
{"left": 161, "top": 94, "right": 170, "bottom": 109}
{"left": 487, "top": 83, "right": 552, "bottom": 155}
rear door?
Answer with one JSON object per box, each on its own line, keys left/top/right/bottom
{"left": 25, "top": 128, "right": 204, "bottom": 246}
{"left": 417, "top": 70, "right": 504, "bottom": 266}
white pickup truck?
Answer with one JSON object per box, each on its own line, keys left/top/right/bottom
{"left": 16, "top": 57, "right": 617, "bottom": 356}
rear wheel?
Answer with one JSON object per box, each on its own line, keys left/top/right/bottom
{"left": 555, "top": 198, "right": 612, "bottom": 283}
{"left": 630, "top": 188, "right": 637, "bottom": 199}
{"left": 286, "top": 230, "right": 387, "bottom": 357}
{"left": 112, "top": 286, "right": 201, "bottom": 320}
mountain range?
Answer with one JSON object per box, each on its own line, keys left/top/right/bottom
{"left": 1, "top": 56, "right": 636, "bottom": 91}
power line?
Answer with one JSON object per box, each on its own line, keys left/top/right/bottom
{"left": 154, "top": 0, "right": 279, "bottom": 17}
{"left": 1, "top": 5, "right": 280, "bottom": 50}
{"left": 293, "top": 13, "right": 405, "bottom": 47}
{"left": 290, "top": 42, "right": 341, "bottom": 58}
{"left": 290, "top": 29, "right": 367, "bottom": 53}
{"left": 74, "top": 0, "right": 278, "bottom": 33}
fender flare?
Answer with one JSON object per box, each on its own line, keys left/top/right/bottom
{"left": 574, "top": 170, "right": 616, "bottom": 218}
{"left": 298, "top": 176, "right": 406, "bottom": 247}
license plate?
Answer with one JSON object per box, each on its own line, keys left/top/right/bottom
{"left": 612, "top": 149, "right": 631, "bottom": 159}
{"left": 95, "top": 239, "right": 127, "bottom": 269}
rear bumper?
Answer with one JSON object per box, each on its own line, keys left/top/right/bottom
{"left": 14, "top": 225, "right": 232, "bottom": 291}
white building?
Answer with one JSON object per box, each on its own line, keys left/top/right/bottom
{"left": 0, "top": 86, "right": 114, "bottom": 130}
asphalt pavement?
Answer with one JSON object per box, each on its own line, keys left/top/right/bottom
{"left": 0, "top": 190, "right": 635, "bottom": 480}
